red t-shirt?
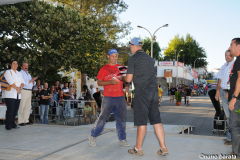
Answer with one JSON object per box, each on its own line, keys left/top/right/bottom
{"left": 205, "top": 86, "right": 208, "bottom": 90}
{"left": 194, "top": 85, "right": 198, "bottom": 90}
{"left": 97, "top": 64, "right": 124, "bottom": 97}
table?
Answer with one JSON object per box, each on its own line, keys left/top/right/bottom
{"left": 0, "top": 105, "right": 7, "bottom": 119}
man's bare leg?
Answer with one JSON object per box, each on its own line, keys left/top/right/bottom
{"left": 135, "top": 126, "right": 147, "bottom": 149}
{"left": 153, "top": 123, "right": 166, "bottom": 148}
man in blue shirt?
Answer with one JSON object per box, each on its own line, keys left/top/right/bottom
{"left": 190, "top": 83, "right": 194, "bottom": 90}
{"left": 18, "top": 62, "right": 38, "bottom": 126}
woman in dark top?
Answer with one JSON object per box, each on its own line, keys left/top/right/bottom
{"left": 36, "top": 86, "right": 42, "bottom": 106}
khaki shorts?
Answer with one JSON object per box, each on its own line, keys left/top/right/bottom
{"left": 186, "top": 96, "right": 190, "bottom": 101}
{"left": 170, "top": 95, "right": 175, "bottom": 100}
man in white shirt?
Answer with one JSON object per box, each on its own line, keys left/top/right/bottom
{"left": 90, "top": 85, "right": 97, "bottom": 100}
{"left": 18, "top": 62, "right": 38, "bottom": 126}
{"left": 215, "top": 50, "right": 235, "bottom": 145}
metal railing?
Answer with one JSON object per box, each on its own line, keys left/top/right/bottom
{"left": 31, "top": 99, "right": 98, "bottom": 126}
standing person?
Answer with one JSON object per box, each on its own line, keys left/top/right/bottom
{"left": 121, "top": 38, "right": 168, "bottom": 156}
{"left": 190, "top": 83, "right": 194, "bottom": 90}
{"left": 227, "top": 38, "right": 240, "bottom": 157}
{"left": 55, "top": 80, "right": 61, "bottom": 94}
{"left": 193, "top": 83, "right": 198, "bottom": 90}
{"left": 205, "top": 85, "right": 208, "bottom": 95}
{"left": 49, "top": 86, "right": 58, "bottom": 115}
{"left": 39, "top": 82, "right": 52, "bottom": 124}
{"left": 83, "top": 85, "right": 91, "bottom": 100}
{"left": 185, "top": 86, "right": 193, "bottom": 106}
{"left": 170, "top": 85, "right": 177, "bottom": 104}
{"left": 36, "top": 86, "right": 42, "bottom": 105}
{"left": 18, "top": 62, "right": 38, "bottom": 126}
{"left": 68, "top": 82, "right": 75, "bottom": 99}
{"left": 62, "top": 82, "right": 71, "bottom": 115}
{"left": 89, "top": 49, "right": 130, "bottom": 147}
{"left": 90, "top": 85, "right": 97, "bottom": 100}
{"left": 178, "top": 84, "right": 183, "bottom": 97}
{"left": 35, "top": 86, "right": 42, "bottom": 116}
{"left": 32, "top": 80, "right": 43, "bottom": 97}
{"left": 2, "top": 59, "right": 25, "bottom": 130}
{"left": 158, "top": 85, "right": 164, "bottom": 106}
{"left": 182, "top": 85, "right": 186, "bottom": 104}
{"left": 215, "top": 49, "right": 234, "bottom": 145}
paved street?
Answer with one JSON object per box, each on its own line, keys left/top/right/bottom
{"left": 0, "top": 87, "right": 233, "bottom": 160}
{"left": 127, "top": 88, "right": 225, "bottom": 137}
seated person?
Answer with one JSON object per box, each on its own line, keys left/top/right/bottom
{"left": 84, "top": 102, "right": 93, "bottom": 124}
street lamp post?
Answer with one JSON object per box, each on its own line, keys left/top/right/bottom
{"left": 194, "top": 58, "right": 200, "bottom": 71}
{"left": 176, "top": 49, "right": 183, "bottom": 86}
{"left": 137, "top": 24, "right": 168, "bottom": 58}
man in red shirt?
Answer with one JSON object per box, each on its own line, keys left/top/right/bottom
{"left": 89, "top": 49, "right": 130, "bottom": 147}
{"left": 193, "top": 83, "right": 198, "bottom": 90}
{"left": 205, "top": 85, "right": 208, "bottom": 95}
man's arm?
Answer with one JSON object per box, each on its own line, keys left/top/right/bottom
{"left": 215, "top": 79, "right": 222, "bottom": 101}
{"left": 63, "top": 92, "right": 71, "bottom": 97}
{"left": 41, "top": 95, "right": 48, "bottom": 99}
{"left": 48, "top": 93, "right": 53, "bottom": 99}
{"left": 229, "top": 71, "right": 240, "bottom": 111}
{"left": 121, "top": 74, "right": 133, "bottom": 83}
{"left": 97, "top": 79, "right": 119, "bottom": 86}
{"left": 41, "top": 93, "right": 53, "bottom": 99}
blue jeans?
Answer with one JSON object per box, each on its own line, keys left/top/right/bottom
{"left": 40, "top": 104, "right": 49, "bottom": 124}
{"left": 64, "top": 101, "right": 71, "bottom": 117}
{"left": 229, "top": 100, "right": 240, "bottom": 156}
{"left": 220, "top": 89, "right": 231, "bottom": 141}
{"left": 91, "top": 96, "right": 127, "bottom": 140}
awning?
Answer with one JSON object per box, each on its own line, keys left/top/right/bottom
{"left": 0, "top": 0, "right": 32, "bottom": 5}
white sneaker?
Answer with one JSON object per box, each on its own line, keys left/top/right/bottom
{"left": 119, "top": 140, "right": 130, "bottom": 147}
{"left": 89, "top": 136, "right": 96, "bottom": 147}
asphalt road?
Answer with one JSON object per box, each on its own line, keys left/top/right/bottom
{"left": 126, "top": 87, "right": 226, "bottom": 137}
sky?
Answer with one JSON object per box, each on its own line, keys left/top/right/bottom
{"left": 119, "top": 0, "right": 240, "bottom": 72}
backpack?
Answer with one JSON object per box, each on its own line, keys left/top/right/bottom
{"left": 0, "top": 71, "right": 12, "bottom": 91}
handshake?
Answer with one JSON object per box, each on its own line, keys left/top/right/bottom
{"left": 110, "top": 76, "right": 124, "bottom": 85}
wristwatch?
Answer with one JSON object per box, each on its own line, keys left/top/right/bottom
{"left": 232, "top": 94, "right": 238, "bottom": 99}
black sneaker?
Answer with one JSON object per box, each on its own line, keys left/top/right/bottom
{"left": 19, "top": 123, "right": 26, "bottom": 126}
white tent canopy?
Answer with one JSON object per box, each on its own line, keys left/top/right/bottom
{"left": 0, "top": 0, "right": 32, "bottom": 5}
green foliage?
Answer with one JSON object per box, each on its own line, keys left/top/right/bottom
{"left": 47, "top": 0, "right": 132, "bottom": 44}
{"left": 175, "top": 92, "right": 182, "bottom": 102}
{"left": 142, "top": 37, "right": 162, "bottom": 60}
{"left": 164, "top": 34, "right": 208, "bottom": 68}
{"left": 235, "top": 109, "right": 240, "bottom": 114}
{"left": 0, "top": 1, "right": 105, "bottom": 82}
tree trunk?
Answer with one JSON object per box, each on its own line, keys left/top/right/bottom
{"left": 81, "top": 73, "right": 86, "bottom": 90}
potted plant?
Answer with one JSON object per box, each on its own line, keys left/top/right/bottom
{"left": 175, "top": 92, "right": 182, "bottom": 106}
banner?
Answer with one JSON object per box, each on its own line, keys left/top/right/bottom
{"left": 159, "top": 61, "right": 173, "bottom": 66}
{"left": 177, "top": 62, "right": 184, "bottom": 67}
{"left": 191, "top": 69, "right": 198, "bottom": 78}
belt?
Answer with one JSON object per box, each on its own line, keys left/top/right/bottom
{"left": 223, "top": 89, "right": 228, "bottom": 92}
{"left": 22, "top": 88, "right": 32, "bottom": 91}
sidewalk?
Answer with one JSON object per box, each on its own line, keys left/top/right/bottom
{"left": 0, "top": 122, "right": 231, "bottom": 160}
